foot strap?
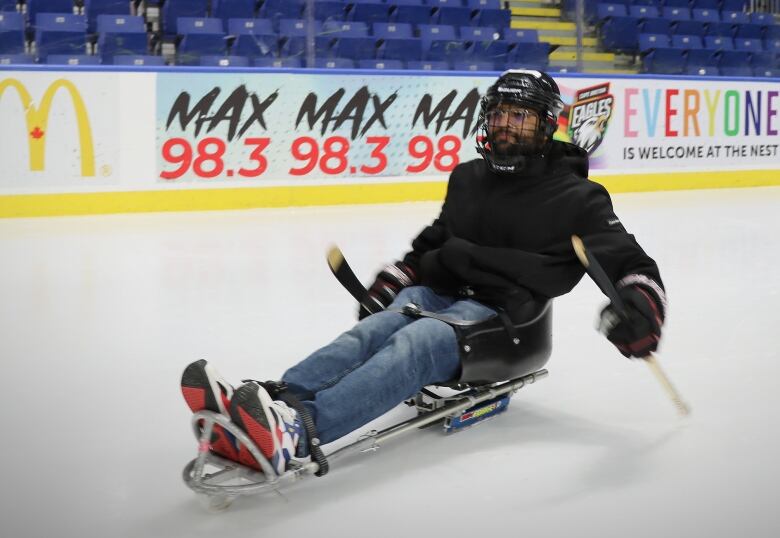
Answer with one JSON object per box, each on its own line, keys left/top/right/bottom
{"left": 256, "top": 381, "right": 330, "bottom": 477}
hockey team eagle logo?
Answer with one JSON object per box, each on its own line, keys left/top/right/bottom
{"left": 567, "top": 83, "right": 614, "bottom": 155}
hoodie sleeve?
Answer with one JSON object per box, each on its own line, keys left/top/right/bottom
{"left": 575, "top": 181, "right": 667, "bottom": 319}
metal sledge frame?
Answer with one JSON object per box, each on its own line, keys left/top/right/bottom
{"left": 182, "top": 368, "right": 549, "bottom": 509}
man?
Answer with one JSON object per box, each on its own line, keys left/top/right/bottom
{"left": 180, "top": 70, "right": 666, "bottom": 475}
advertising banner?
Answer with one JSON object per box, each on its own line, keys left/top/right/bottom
{"left": 155, "top": 71, "right": 780, "bottom": 189}
{"left": 0, "top": 72, "right": 122, "bottom": 194}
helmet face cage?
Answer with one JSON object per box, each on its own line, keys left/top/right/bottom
{"left": 476, "top": 70, "right": 564, "bottom": 174}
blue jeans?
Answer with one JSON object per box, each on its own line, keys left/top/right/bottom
{"left": 281, "top": 286, "right": 497, "bottom": 447}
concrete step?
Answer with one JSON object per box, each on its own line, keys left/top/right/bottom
{"left": 542, "top": 35, "right": 598, "bottom": 47}
{"left": 510, "top": 6, "right": 562, "bottom": 17}
{"left": 510, "top": 19, "right": 576, "bottom": 31}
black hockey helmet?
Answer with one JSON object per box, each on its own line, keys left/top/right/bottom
{"left": 476, "top": 69, "right": 564, "bottom": 174}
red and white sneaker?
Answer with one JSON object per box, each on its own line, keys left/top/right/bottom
{"left": 229, "top": 382, "right": 302, "bottom": 475}
{"left": 180, "top": 359, "right": 239, "bottom": 462}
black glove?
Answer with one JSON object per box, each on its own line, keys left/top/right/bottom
{"left": 599, "top": 285, "right": 664, "bottom": 358}
{"left": 358, "top": 261, "right": 417, "bottom": 320}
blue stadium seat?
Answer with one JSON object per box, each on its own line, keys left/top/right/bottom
{"left": 176, "top": 18, "right": 226, "bottom": 65}
{"left": 322, "top": 20, "right": 369, "bottom": 37}
{"left": 735, "top": 24, "right": 764, "bottom": 39}
{"left": 705, "top": 22, "right": 735, "bottom": 37}
{"left": 200, "top": 54, "right": 250, "bottom": 66}
{"left": 314, "top": 57, "right": 355, "bottom": 68}
{"left": 228, "top": 18, "right": 274, "bottom": 36}
{"left": 349, "top": 2, "right": 391, "bottom": 25}
{"left": 258, "top": 0, "right": 303, "bottom": 23}
{"left": 753, "top": 67, "right": 777, "bottom": 77}
{"left": 452, "top": 59, "right": 497, "bottom": 71}
{"left": 112, "top": 54, "right": 165, "bottom": 65}
{"left": 640, "top": 18, "right": 670, "bottom": 36}
{"left": 0, "top": 53, "right": 35, "bottom": 65}
{"left": 600, "top": 16, "right": 640, "bottom": 52}
{"left": 373, "top": 22, "right": 414, "bottom": 39}
{"left": 425, "top": 39, "right": 467, "bottom": 62}
{"left": 391, "top": 0, "right": 429, "bottom": 5}
{"left": 418, "top": 24, "right": 457, "bottom": 46}
{"left": 232, "top": 34, "right": 277, "bottom": 58}
{"left": 734, "top": 38, "right": 763, "bottom": 52}
{"left": 686, "top": 65, "right": 719, "bottom": 76}
{"left": 704, "top": 36, "right": 733, "bottom": 50}
{"left": 750, "top": 13, "right": 772, "bottom": 26}
{"left": 254, "top": 57, "right": 302, "bottom": 68}
{"left": 629, "top": 5, "right": 659, "bottom": 19}
{"left": 672, "top": 35, "right": 703, "bottom": 49}
{"left": 460, "top": 26, "right": 498, "bottom": 41}
{"left": 280, "top": 35, "right": 334, "bottom": 58}
{"left": 332, "top": 36, "right": 377, "bottom": 60}
{"left": 278, "top": 19, "right": 323, "bottom": 37}
{"left": 391, "top": 5, "right": 434, "bottom": 25}
{"left": 662, "top": 7, "right": 691, "bottom": 22}
{"left": 0, "top": 11, "right": 24, "bottom": 54}
{"left": 468, "top": 39, "right": 509, "bottom": 67}
{"left": 720, "top": 65, "right": 753, "bottom": 76}
{"left": 468, "top": 0, "right": 501, "bottom": 8}
{"left": 162, "top": 0, "right": 209, "bottom": 36}
{"left": 213, "top": 0, "right": 256, "bottom": 23}
{"left": 83, "top": 1, "right": 134, "bottom": 34}
{"left": 46, "top": 53, "right": 100, "bottom": 64}
{"left": 0, "top": 1, "right": 19, "bottom": 12}
{"left": 35, "top": 13, "right": 87, "bottom": 58}
{"left": 96, "top": 15, "right": 147, "bottom": 60}
{"left": 750, "top": 51, "right": 776, "bottom": 68}
{"left": 503, "top": 28, "right": 539, "bottom": 43}
{"left": 718, "top": 50, "right": 752, "bottom": 70}
{"left": 691, "top": 0, "right": 719, "bottom": 8}
{"left": 766, "top": 26, "right": 780, "bottom": 40}
{"left": 434, "top": 7, "right": 474, "bottom": 27}
{"left": 720, "top": 0, "right": 747, "bottom": 11}
{"left": 27, "top": 1, "right": 76, "bottom": 23}
{"left": 639, "top": 33, "right": 685, "bottom": 74}
{"left": 598, "top": 3, "right": 628, "bottom": 19}
{"left": 378, "top": 37, "right": 422, "bottom": 60}
{"left": 721, "top": 11, "right": 750, "bottom": 25}
{"left": 358, "top": 58, "right": 404, "bottom": 69}
{"left": 474, "top": 9, "right": 510, "bottom": 29}
{"left": 305, "top": 1, "right": 348, "bottom": 22}
{"left": 691, "top": 8, "right": 719, "bottom": 24}
{"left": 672, "top": 21, "right": 706, "bottom": 37}
{"left": 765, "top": 38, "right": 780, "bottom": 54}
{"left": 686, "top": 48, "right": 718, "bottom": 66}
{"left": 406, "top": 59, "right": 448, "bottom": 70}
{"left": 509, "top": 41, "right": 550, "bottom": 68}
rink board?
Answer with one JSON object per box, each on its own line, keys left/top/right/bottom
{"left": 0, "top": 67, "right": 778, "bottom": 217}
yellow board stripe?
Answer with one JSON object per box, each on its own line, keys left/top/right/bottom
{"left": 1, "top": 170, "right": 779, "bottom": 218}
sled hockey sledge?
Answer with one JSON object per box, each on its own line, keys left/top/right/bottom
{"left": 183, "top": 249, "right": 557, "bottom": 510}
{"left": 182, "top": 367, "right": 549, "bottom": 510}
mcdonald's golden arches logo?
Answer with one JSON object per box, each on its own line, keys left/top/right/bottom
{"left": 0, "top": 77, "right": 95, "bottom": 177}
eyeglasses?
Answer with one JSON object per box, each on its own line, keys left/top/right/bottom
{"left": 487, "top": 107, "right": 538, "bottom": 124}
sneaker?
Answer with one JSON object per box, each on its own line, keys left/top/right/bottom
{"left": 229, "top": 382, "right": 303, "bottom": 475}
{"left": 180, "top": 359, "right": 239, "bottom": 461}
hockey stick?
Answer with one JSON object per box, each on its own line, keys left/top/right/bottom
{"left": 326, "top": 245, "right": 381, "bottom": 315}
{"left": 571, "top": 235, "right": 690, "bottom": 417}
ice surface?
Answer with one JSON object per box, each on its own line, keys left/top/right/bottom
{"left": 1, "top": 187, "right": 779, "bottom": 538}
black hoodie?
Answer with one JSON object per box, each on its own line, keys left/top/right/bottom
{"left": 401, "top": 140, "right": 666, "bottom": 320}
